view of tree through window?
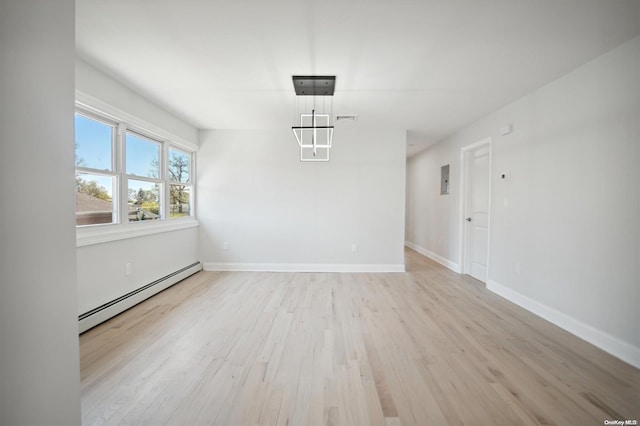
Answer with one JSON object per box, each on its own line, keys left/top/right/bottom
{"left": 168, "top": 148, "right": 191, "bottom": 218}
{"left": 128, "top": 179, "right": 161, "bottom": 221}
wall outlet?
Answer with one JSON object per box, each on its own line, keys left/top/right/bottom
{"left": 351, "top": 243, "right": 358, "bottom": 253}
{"left": 223, "top": 242, "right": 229, "bottom": 251}
{"left": 125, "top": 262, "right": 133, "bottom": 276}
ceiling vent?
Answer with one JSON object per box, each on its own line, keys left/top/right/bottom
{"left": 336, "top": 115, "right": 358, "bottom": 121}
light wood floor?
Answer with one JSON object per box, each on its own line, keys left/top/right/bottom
{"left": 80, "top": 249, "right": 640, "bottom": 425}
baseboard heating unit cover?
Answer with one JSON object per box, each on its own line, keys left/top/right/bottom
{"left": 78, "top": 261, "right": 202, "bottom": 333}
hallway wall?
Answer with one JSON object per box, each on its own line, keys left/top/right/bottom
{"left": 406, "top": 35, "right": 640, "bottom": 367}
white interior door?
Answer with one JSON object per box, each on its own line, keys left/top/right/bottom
{"left": 463, "top": 142, "right": 491, "bottom": 282}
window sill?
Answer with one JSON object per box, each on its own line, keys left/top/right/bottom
{"left": 76, "top": 218, "right": 199, "bottom": 247}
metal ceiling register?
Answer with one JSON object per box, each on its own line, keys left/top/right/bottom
{"left": 292, "top": 75, "right": 335, "bottom": 162}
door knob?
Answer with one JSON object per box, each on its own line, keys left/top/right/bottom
{"left": 466, "top": 217, "right": 472, "bottom": 222}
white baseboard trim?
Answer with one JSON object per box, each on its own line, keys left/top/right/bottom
{"left": 487, "top": 279, "right": 640, "bottom": 369}
{"left": 79, "top": 262, "right": 202, "bottom": 333}
{"left": 405, "top": 241, "right": 461, "bottom": 273}
{"left": 203, "top": 262, "right": 405, "bottom": 273}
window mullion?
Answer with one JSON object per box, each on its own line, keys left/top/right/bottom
{"left": 75, "top": 166, "right": 116, "bottom": 176}
{"left": 190, "top": 151, "right": 196, "bottom": 217}
{"left": 124, "top": 176, "right": 163, "bottom": 185}
{"left": 117, "top": 123, "right": 126, "bottom": 225}
{"left": 163, "top": 142, "right": 169, "bottom": 220}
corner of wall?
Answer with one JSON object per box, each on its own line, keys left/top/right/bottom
{"left": 405, "top": 241, "right": 461, "bottom": 273}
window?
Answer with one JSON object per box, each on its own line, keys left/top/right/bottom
{"left": 75, "top": 113, "right": 117, "bottom": 226}
{"left": 74, "top": 106, "right": 196, "bottom": 230}
{"left": 128, "top": 179, "right": 162, "bottom": 221}
{"left": 126, "top": 132, "right": 163, "bottom": 221}
{"left": 126, "top": 132, "right": 160, "bottom": 177}
{"left": 168, "top": 147, "right": 193, "bottom": 219}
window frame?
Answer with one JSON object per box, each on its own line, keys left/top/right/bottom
{"left": 125, "top": 129, "right": 165, "bottom": 222}
{"left": 166, "top": 145, "right": 194, "bottom": 220}
{"left": 74, "top": 109, "right": 120, "bottom": 226}
{"left": 75, "top": 97, "right": 198, "bottom": 247}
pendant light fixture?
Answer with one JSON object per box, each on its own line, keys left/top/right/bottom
{"left": 291, "top": 76, "right": 335, "bottom": 162}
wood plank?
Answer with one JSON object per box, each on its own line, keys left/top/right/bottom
{"left": 80, "top": 248, "right": 640, "bottom": 425}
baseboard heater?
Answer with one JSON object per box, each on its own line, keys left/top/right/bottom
{"left": 78, "top": 261, "right": 202, "bottom": 333}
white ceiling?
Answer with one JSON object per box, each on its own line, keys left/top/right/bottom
{"left": 76, "top": 0, "right": 640, "bottom": 156}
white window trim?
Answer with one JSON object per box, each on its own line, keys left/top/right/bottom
{"left": 77, "top": 219, "right": 198, "bottom": 247}
{"left": 75, "top": 92, "right": 198, "bottom": 247}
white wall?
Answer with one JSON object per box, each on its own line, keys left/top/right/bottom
{"left": 406, "top": 141, "right": 460, "bottom": 269}
{"left": 198, "top": 125, "right": 406, "bottom": 271}
{"left": 75, "top": 58, "right": 200, "bottom": 317}
{"left": 76, "top": 58, "right": 197, "bottom": 144}
{"left": 77, "top": 228, "right": 198, "bottom": 314}
{"left": 406, "top": 35, "right": 640, "bottom": 367}
{"left": 0, "top": 1, "right": 81, "bottom": 424}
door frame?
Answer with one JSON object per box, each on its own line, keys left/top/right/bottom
{"left": 458, "top": 137, "right": 493, "bottom": 279}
